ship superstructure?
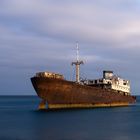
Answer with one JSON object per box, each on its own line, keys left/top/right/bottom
{"left": 81, "top": 71, "right": 130, "bottom": 95}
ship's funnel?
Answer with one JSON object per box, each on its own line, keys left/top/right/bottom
{"left": 103, "top": 70, "right": 113, "bottom": 79}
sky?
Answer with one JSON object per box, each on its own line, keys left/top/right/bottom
{"left": 0, "top": 0, "right": 140, "bottom": 95}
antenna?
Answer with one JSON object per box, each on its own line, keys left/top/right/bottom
{"left": 71, "top": 42, "right": 84, "bottom": 83}
{"left": 76, "top": 42, "right": 79, "bottom": 61}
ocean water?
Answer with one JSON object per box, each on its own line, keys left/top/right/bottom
{"left": 0, "top": 96, "right": 140, "bottom": 140}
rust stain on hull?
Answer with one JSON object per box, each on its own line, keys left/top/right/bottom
{"left": 31, "top": 77, "right": 136, "bottom": 109}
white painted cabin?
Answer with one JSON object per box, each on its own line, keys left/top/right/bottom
{"left": 82, "top": 71, "right": 130, "bottom": 95}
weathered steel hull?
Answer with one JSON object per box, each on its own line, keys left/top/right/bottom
{"left": 31, "top": 77, "right": 136, "bottom": 109}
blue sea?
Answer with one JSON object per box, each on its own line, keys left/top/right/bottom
{"left": 0, "top": 96, "right": 140, "bottom": 140}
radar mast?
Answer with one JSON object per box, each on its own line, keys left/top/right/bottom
{"left": 72, "top": 42, "right": 84, "bottom": 83}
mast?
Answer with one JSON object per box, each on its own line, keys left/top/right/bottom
{"left": 72, "top": 42, "right": 84, "bottom": 83}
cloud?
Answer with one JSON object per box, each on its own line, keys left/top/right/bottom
{"left": 1, "top": 0, "right": 140, "bottom": 46}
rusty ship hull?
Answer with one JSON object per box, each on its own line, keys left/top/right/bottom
{"left": 31, "top": 77, "right": 136, "bottom": 109}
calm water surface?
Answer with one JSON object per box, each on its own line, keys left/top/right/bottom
{"left": 0, "top": 96, "right": 140, "bottom": 140}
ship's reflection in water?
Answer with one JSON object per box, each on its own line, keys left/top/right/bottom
{"left": 0, "top": 96, "right": 139, "bottom": 140}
